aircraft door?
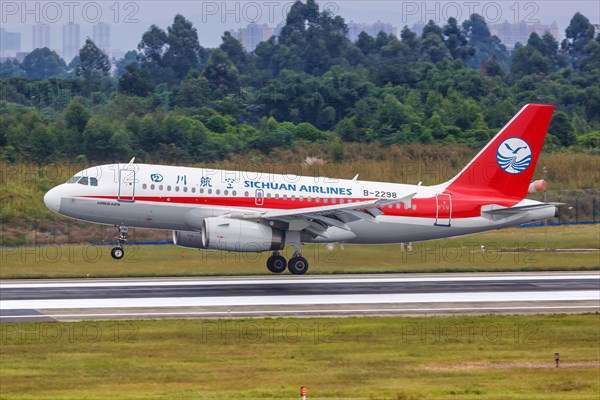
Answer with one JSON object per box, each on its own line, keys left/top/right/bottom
{"left": 255, "top": 189, "right": 264, "bottom": 206}
{"left": 118, "top": 169, "right": 136, "bottom": 202}
{"left": 435, "top": 193, "right": 452, "bottom": 226}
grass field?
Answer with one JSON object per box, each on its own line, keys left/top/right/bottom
{"left": 1, "top": 225, "right": 598, "bottom": 279}
{"left": 1, "top": 314, "right": 598, "bottom": 399}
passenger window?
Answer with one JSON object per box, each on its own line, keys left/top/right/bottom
{"left": 175, "top": 186, "right": 180, "bottom": 192}
{"left": 233, "top": 190, "right": 237, "bottom": 196}
{"left": 183, "top": 187, "right": 188, "bottom": 193}
{"left": 208, "top": 189, "right": 212, "bottom": 195}
{"left": 224, "top": 190, "right": 228, "bottom": 195}
{"left": 216, "top": 189, "right": 220, "bottom": 195}
{"left": 167, "top": 186, "right": 171, "bottom": 191}
{"left": 78, "top": 177, "right": 88, "bottom": 185}
{"left": 159, "top": 185, "right": 163, "bottom": 191}
{"left": 90, "top": 177, "right": 98, "bottom": 186}
{"left": 142, "top": 183, "right": 147, "bottom": 189}
{"left": 191, "top": 187, "right": 196, "bottom": 193}
{"left": 200, "top": 188, "right": 204, "bottom": 194}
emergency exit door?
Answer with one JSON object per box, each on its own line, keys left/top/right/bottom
{"left": 435, "top": 193, "right": 452, "bottom": 226}
{"left": 118, "top": 169, "right": 136, "bottom": 202}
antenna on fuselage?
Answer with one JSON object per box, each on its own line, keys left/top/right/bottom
{"left": 352, "top": 174, "right": 359, "bottom": 180}
{"left": 127, "top": 157, "right": 136, "bottom": 164}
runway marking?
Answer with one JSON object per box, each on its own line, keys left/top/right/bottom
{"left": 1, "top": 273, "right": 598, "bottom": 289}
{"left": 2, "top": 306, "right": 599, "bottom": 320}
{"left": 1, "top": 290, "right": 598, "bottom": 310}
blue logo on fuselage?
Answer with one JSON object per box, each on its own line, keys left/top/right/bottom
{"left": 150, "top": 173, "right": 163, "bottom": 182}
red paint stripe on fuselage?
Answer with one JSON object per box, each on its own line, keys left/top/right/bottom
{"left": 81, "top": 195, "right": 518, "bottom": 219}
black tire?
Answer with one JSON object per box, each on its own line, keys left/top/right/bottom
{"left": 111, "top": 247, "right": 125, "bottom": 260}
{"left": 267, "top": 255, "right": 287, "bottom": 273}
{"left": 288, "top": 256, "right": 309, "bottom": 275}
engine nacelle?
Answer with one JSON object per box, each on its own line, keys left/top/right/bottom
{"left": 202, "top": 217, "right": 285, "bottom": 252}
{"left": 172, "top": 230, "right": 205, "bottom": 249}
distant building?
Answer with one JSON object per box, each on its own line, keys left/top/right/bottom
{"left": 32, "top": 24, "right": 51, "bottom": 50}
{"left": 92, "top": 22, "right": 111, "bottom": 55}
{"left": 232, "top": 23, "right": 273, "bottom": 51}
{"left": 0, "top": 28, "right": 21, "bottom": 58}
{"left": 489, "top": 21, "right": 559, "bottom": 49}
{"left": 62, "top": 22, "right": 80, "bottom": 62}
{"left": 347, "top": 20, "right": 398, "bottom": 42}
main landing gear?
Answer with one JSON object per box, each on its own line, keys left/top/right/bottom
{"left": 110, "top": 226, "right": 128, "bottom": 260}
{"left": 266, "top": 251, "right": 309, "bottom": 275}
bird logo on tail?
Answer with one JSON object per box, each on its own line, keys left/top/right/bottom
{"left": 496, "top": 137, "right": 532, "bottom": 174}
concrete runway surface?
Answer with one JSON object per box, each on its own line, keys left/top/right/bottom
{"left": 1, "top": 271, "right": 598, "bottom": 322}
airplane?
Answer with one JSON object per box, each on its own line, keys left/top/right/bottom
{"left": 44, "top": 104, "right": 558, "bottom": 275}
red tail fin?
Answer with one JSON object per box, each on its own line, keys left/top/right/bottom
{"left": 446, "top": 104, "right": 554, "bottom": 199}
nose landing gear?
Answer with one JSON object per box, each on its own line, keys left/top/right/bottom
{"left": 110, "top": 226, "right": 129, "bottom": 260}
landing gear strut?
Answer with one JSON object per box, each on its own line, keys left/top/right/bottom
{"left": 110, "top": 226, "right": 128, "bottom": 260}
{"left": 266, "top": 252, "right": 287, "bottom": 273}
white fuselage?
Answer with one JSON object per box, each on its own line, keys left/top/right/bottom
{"left": 44, "top": 163, "right": 556, "bottom": 245}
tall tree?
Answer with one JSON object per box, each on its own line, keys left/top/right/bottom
{"left": 78, "top": 38, "right": 110, "bottom": 83}
{"left": 21, "top": 48, "right": 66, "bottom": 79}
{"left": 203, "top": 49, "right": 240, "bottom": 98}
{"left": 163, "top": 14, "right": 205, "bottom": 79}
{"left": 443, "top": 17, "right": 473, "bottom": 61}
{"left": 219, "top": 31, "right": 247, "bottom": 71}
{"left": 561, "top": 12, "right": 597, "bottom": 71}
{"left": 462, "top": 14, "right": 509, "bottom": 69}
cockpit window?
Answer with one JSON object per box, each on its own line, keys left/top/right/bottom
{"left": 90, "top": 177, "right": 98, "bottom": 186}
{"left": 78, "top": 177, "right": 89, "bottom": 185}
{"left": 67, "top": 176, "right": 81, "bottom": 183}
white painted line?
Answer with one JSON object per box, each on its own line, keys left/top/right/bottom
{"left": 2, "top": 306, "right": 599, "bottom": 320}
{"left": 1, "top": 291, "right": 598, "bottom": 310}
{"left": 1, "top": 273, "right": 598, "bottom": 289}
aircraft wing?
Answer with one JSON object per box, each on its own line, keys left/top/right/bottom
{"left": 230, "top": 193, "right": 416, "bottom": 236}
{"left": 266, "top": 193, "right": 416, "bottom": 234}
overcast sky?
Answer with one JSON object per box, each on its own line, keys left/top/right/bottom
{"left": 3, "top": 1, "right": 599, "bottom": 54}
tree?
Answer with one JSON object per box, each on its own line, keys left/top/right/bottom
{"left": 21, "top": 48, "right": 66, "bottom": 79}
{"left": 443, "top": 17, "right": 474, "bottom": 61}
{"left": 219, "top": 31, "right": 247, "bottom": 71}
{"left": 203, "top": 49, "right": 240, "bottom": 98}
{"left": 462, "top": 14, "right": 509, "bottom": 70}
{"left": 64, "top": 97, "right": 91, "bottom": 133}
{"left": 0, "top": 58, "right": 24, "bottom": 77}
{"left": 561, "top": 12, "right": 595, "bottom": 69}
{"left": 78, "top": 38, "right": 110, "bottom": 82}
{"left": 549, "top": 112, "right": 576, "bottom": 146}
{"left": 163, "top": 14, "right": 205, "bottom": 79}
{"left": 175, "top": 76, "right": 211, "bottom": 108}
{"left": 118, "top": 64, "right": 153, "bottom": 97}
{"left": 115, "top": 50, "right": 139, "bottom": 76}
{"left": 421, "top": 21, "right": 450, "bottom": 62}
{"left": 511, "top": 44, "right": 552, "bottom": 78}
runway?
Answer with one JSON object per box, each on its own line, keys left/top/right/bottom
{"left": 1, "top": 271, "right": 598, "bottom": 322}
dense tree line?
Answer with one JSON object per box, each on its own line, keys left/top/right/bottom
{"left": 1, "top": 1, "right": 599, "bottom": 163}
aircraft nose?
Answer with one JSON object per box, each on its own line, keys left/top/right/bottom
{"left": 43, "top": 187, "right": 61, "bottom": 213}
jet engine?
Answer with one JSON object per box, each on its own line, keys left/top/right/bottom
{"left": 172, "top": 230, "right": 205, "bottom": 249}
{"left": 202, "top": 217, "right": 285, "bottom": 252}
